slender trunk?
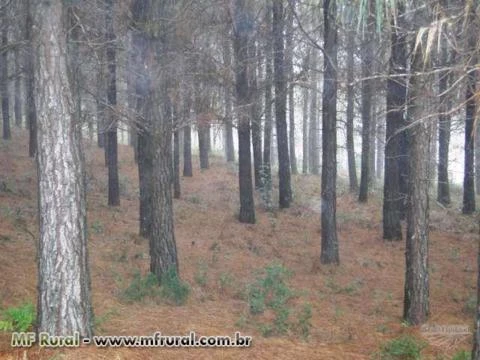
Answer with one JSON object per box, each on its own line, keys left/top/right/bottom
{"left": 26, "top": 0, "right": 36, "bottom": 157}
{"left": 173, "top": 129, "right": 181, "bottom": 199}
{"left": 250, "top": 41, "right": 263, "bottom": 189}
{"left": 234, "top": 0, "right": 255, "bottom": 224}
{"left": 309, "top": 49, "right": 319, "bottom": 175}
{"left": 96, "top": 50, "right": 105, "bottom": 148}
{"left": 14, "top": 47, "right": 22, "bottom": 128}
{"left": 358, "top": 0, "right": 375, "bottom": 203}
{"left": 320, "top": 0, "right": 339, "bottom": 265}
{"left": 1, "top": 18, "right": 10, "bottom": 140}
{"left": 462, "top": 5, "right": 476, "bottom": 214}
{"left": 473, "top": 231, "right": 480, "bottom": 359}
{"left": 376, "top": 116, "right": 384, "bottom": 180}
{"left": 302, "top": 82, "right": 309, "bottom": 174}
{"left": 34, "top": 0, "right": 93, "bottom": 337}
{"left": 346, "top": 31, "right": 358, "bottom": 191}
{"left": 223, "top": 36, "right": 235, "bottom": 162}
{"left": 106, "top": 0, "right": 119, "bottom": 206}
{"left": 286, "top": 2, "right": 297, "bottom": 175}
{"left": 383, "top": 3, "right": 407, "bottom": 240}
{"left": 273, "top": 0, "right": 292, "bottom": 208}
{"left": 263, "top": 4, "right": 273, "bottom": 188}
{"left": 369, "top": 100, "right": 376, "bottom": 184}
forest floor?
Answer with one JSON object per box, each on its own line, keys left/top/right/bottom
{"left": 0, "top": 129, "right": 478, "bottom": 359}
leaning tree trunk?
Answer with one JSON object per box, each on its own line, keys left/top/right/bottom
{"left": 233, "top": 0, "right": 255, "bottom": 224}
{"left": 462, "top": 4, "right": 476, "bottom": 214}
{"left": 383, "top": 3, "right": 407, "bottom": 241}
{"left": 33, "top": 0, "right": 93, "bottom": 337}
{"left": 26, "top": 0, "right": 37, "bottom": 157}
{"left": 273, "top": 0, "right": 292, "bottom": 208}
{"left": 1, "top": 16, "right": 10, "bottom": 140}
{"left": 403, "top": 25, "right": 431, "bottom": 326}
{"left": 320, "top": 0, "right": 339, "bottom": 265}
{"left": 346, "top": 30, "right": 358, "bottom": 191}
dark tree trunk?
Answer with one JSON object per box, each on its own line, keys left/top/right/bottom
{"left": 183, "top": 125, "right": 193, "bottom": 176}
{"left": 105, "top": 0, "right": 119, "bottom": 206}
{"left": 223, "top": 36, "right": 235, "bottom": 162}
{"left": 14, "top": 47, "right": 22, "bottom": 128}
{"left": 302, "top": 82, "right": 309, "bottom": 174}
{"left": 198, "top": 125, "right": 210, "bottom": 170}
{"left": 369, "top": 100, "right": 376, "bottom": 184}
{"left": 26, "top": 0, "right": 36, "bottom": 157}
{"left": 437, "top": 28, "right": 451, "bottom": 206}
{"left": 320, "top": 0, "right": 339, "bottom": 265}
{"left": 250, "top": 41, "right": 263, "bottom": 189}
{"left": 473, "top": 230, "right": 480, "bottom": 359}
{"left": 132, "top": 0, "right": 179, "bottom": 278}
{"left": 462, "top": 6, "right": 476, "bottom": 214}
{"left": 286, "top": 2, "right": 297, "bottom": 175}
{"left": 233, "top": 0, "right": 255, "bottom": 224}
{"left": 309, "top": 49, "right": 319, "bottom": 175}
{"left": 1, "top": 18, "right": 10, "bottom": 140}
{"left": 273, "top": 0, "right": 292, "bottom": 208}
{"left": 263, "top": 4, "right": 273, "bottom": 189}
{"left": 34, "top": 0, "right": 93, "bottom": 337}
{"left": 173, "top": 128, "right": 181, "bottom": 199}
{"left": 383, "top": 3, "right": 407, "bottom": 241}
{"left": 358, "top": 0, "right": 375, "bottom": 203}
{"left": 346, "top": 31, "right": 358, "bottom": 191}
{"left": 96, "top": 53, "right": 105, "bottom": 149}
{"left": 403, "top": 30, "right": 430, "bottom": 326}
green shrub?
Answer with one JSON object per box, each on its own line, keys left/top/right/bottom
{"left": 122, "top": 272, "right": 160, "bottom": 303}
{"left": 452, "top": 350, "right": 471, "bottom": 360}
{"left": 375, "top": 335, "right": 426, "bottom": 360}
{"left": 1, "top": 303, "right": 35, "bottom": 332}
{"left": 295, "top": 303, "right": 312, "bottom": 339}
{"left": 160, "top": 267, "right": 190, "bottom": 306}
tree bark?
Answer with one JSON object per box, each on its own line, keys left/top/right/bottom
{"left": 1, "top": 15, "right": 10, "bottom": 140}
{"left": 26, "top": 0, "right": 36, "bottom": 157}
{"left": 34, "top": 0, "right": 93, "bottom": 337}
{"left": 273, "top": 0, "right": 292, "bottom": 208}
{"left": 437, "top": 30, "right": 451, "bottom": 206}
{"left": 320, "top": 0, "right": 339, "bottom": 265}
{"left": 250, "top": 40, "right": 263, "bottom": 188}
{"left": 286, "top": 2, "right": 297, "bottom": 175}
{"left": 105, "top": 0, "right": 120, "bottom": 207}
{"left": 383, "top": 3, "right": 407, "bottom": 241}
{"left": 346, "top": 31, "right": 358, "bottom": 191}
{"left": 14, "top": 46, "right": 22, "bottom": 128}
{"left": 403, "top": 28, "right": 431, "bottom": 327}
{"left": 309, "top": 49, "right": 319, "bottom": 175}
{"left": 233, "top": 0, "right": 255, "bottom": 224}
{"left": 223, "top": 36, "right": 235, "bottom": 162}
{"left": 358, "top": 0, "right": 375, "bottom": 203}
{"left": 263, "top": 3, "right": 273, "bottom": 189}
{"left": 462, "top": 4, "right": 476, "bottom": 214}
{"left": 173, "top": 128, "right": 181, "bottom": 199}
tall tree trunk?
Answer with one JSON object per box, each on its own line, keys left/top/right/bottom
{"left": 358, "top": 0, "right": 375, "bottom": 203}
{"left": 320, "top": 0, "right": 339, "bottom": 265}
{"left": 476, "top": 114, "right": 480, "bottom": 195}
{"left": 309, "top": 49, "right": 319, "bottom": 175}
{"left": 346, "top": 30, "right": 358, "bottom": 191}
{"left": 106, "top": 0, "right": 119, "bottom": 206}
{"left": 302, "top": 81, "right": 309, "bottom": 174}
{"left": 198, "top": 125, "right": 210, "bottom": 169}
{"left": 233, "top": 0, "right": 255, "bottom": 224}
{"left": 14, "top": 47, "right": 22, "bottom": 128}
{"left": 263, "top": 3, "right": 273, "bottom": 189}
{"left": 34, "top": 0, "right": 93, "bottom": 337}
{"left": 369, "top": 100, "right": 376, "bottom": 184}
{"left": 250, "top": 41, "right": 263, "bottom": 188}
{"left": 376, "top": 116, "right": 385, "bottom": 180}
{"left": 1, "top": 16, "right": 10, "bottom": 140}
{"left": 173, "top": 129, "right": 181, "bottom": 199}
{"left": 473, "top": 230, "right": 480, "bottom": 359}
{"left": 273, "top": 0, "right": 292, "bottom": 208}
{"left": 286, "top": 2, "right": 297, "bottom": 175}
{"left": 403, "top": 24, "right": 431, "bottom": 326}
{"left": 462, "top": 4, "right": 476, "bottom": 214}
{"left": 96, "top": 47, "right": 105, "bottom": 149}
{"left": 383, "top": 3, "right": 407, "bottom": 240}
{"left": 26, "top": 0, "right": 36, "bottom": 157}
{"left": 223, "top": 36, "right": 235, "bottom": 162}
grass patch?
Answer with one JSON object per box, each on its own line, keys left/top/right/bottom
{"left": 373, "top": 335, "right": 426, "bottom": 360}
{"left": 0, "top": 302, "right": 35, "bottom": 332}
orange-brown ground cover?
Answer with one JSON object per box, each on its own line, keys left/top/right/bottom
{"left": 0, "top": 130, "right": 478, "bottom": 359}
